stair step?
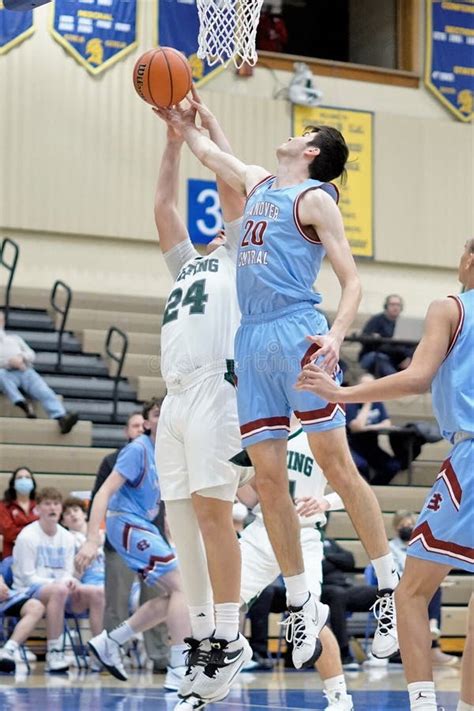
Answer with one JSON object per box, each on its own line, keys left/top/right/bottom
{"left": 5, "top": 309, "right": 55, "bottom": 332}
{"left": 64, "top": 399, "right": 142, "bottom": 424}
{"left": 0, "top": 443, "right": 113, "bottom": 475}
{"left": 43, "top": 375, "right": 137, "bottom": 401}
{"left": 0, "top": 417, "right": 92, "bottom": 446}
{"left": 13, "top": 330, "right": 82, "bottom": 353}
{"left": 80, "top": 329, "right": 161, "bottom": 356}
{"left": 35, "top": 352, "right": 109, "bottom": 377}
{"left": 92, "top": 424, "right": 126, "bottom": 449}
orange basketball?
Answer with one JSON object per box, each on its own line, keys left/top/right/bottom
{"left": 132, "top": 47, "right": 193, "bottom": 108}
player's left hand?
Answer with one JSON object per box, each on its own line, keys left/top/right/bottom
{"left": 295, "top": 496, "right": 329, "bottom": 517}
{"left": 75, "top": 540, "right": 98, "bottom": 575}
{"left": 295, "top": 362, "right": 340, "bottom": 402}
{"left": 305, "top": 333, "right": 341, "bottom": 374}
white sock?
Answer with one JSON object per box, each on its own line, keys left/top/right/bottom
{"left": 407, "top": 681, "right": 437, "bottom": 710}
{"left": 4, "top": 639, "right": 19, "bottom": 654}
{"left": 324, "top": 674, "right": 348, "bottom": 696}
{"left": 169, "top": 643, "right": 188, "bottom": 668}
{"left": 189, "top": 603, "right": 215, "bottom": 641}
{"left": 47, "top": 636, "right": 63, "bottom": 652}
{"left": 371, "top": 553, "right": 399, "bottom": 590}
{"left": 214, "top": 602, "right": 240, "bottom": 642}
{"left": 284, "top": 572, "right": 309, "bottom": 608}
{"left": 108, "top": 622, "right": 134, "bottom": 647}
{"left": 457, "top": 701, "right": 474, "bottom": 711}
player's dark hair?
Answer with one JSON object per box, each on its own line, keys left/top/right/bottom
{"left": 127, "top": 410, "right": 143, "bottom": 425}
{"left": 4, "top": 466, "right": 37, "bottom": 503}
{"left": 62, "top": 496, "right": 87, "bottom": 515}
{"left": 142, "top": 397, "right": 161, "bottom": 421}
{"left": 36, "top": 487, "right": 63, "bottom": 505}
{"left": 304, "top": 125, "right": 348, "bottom": 184}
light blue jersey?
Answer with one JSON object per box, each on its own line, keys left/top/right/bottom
{"left": 237, "top": 176, "right": 338, "bottom": 316}
{"left": 109, "top": 434, "right": 160, "bottom": 522}
{"left": 431, "top": 292, "right": 474, "bottom": 442}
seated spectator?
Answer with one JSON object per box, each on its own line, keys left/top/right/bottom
{"left": 388, "top": 511, "right": 457, "bottom": 667}
{"left": 61, "top": 497, "right": 105, "bottom": 588}
{"left": 320, "top": 536, "right": 377, "bottom": 668}
{"left": 0, "top": 560, "right": 45, "bottom": 674}
{"left": 0, "top": 310, "right": 77, "bottom": 434}
{"left": 358, "top": 295, "right": 414, "bottom": 377}
{"left": 0, "top": 467, "right": 39, "bottom": 557}
{"left": 346, "top": 374, "right": 402, "bottom": 485}
{"left": 12, "top": 487, "right": 105, "bottom": 673}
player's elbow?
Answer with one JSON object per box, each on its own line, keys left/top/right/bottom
{"left": 405, "top": 371, "right": 431, "bottom": 395}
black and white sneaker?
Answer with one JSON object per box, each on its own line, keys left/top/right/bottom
{"left": 178, "top": 638, "right": 211, "bottom": 698}
{"left": 191, "top": 634, "right": 252, "bottom": 700}
{"left": 371, "top": 588, "right": 398, "bottom": 658}
{"left": 173, "top": 689, "right": 230, "bottom": 710}
{"left": 282, "top": 594, "right": 329, "bottom": 669}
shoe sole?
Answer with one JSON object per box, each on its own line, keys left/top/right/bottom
{"left": 45, "top": 666, "right": 69, "bottom": 674}
{"left": 177, "top": 689, "right": 230, "bottom": 709}
{"left": 87, "top": 640, "right": 127, "bottom": 682}
{"left": 371, "top": 644, "right": 399, "bottom": 660}
{"left": 0, "top": 659, "right": 16, "bottom": 674}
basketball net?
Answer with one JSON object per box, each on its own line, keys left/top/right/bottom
{"left": 196, "top": 0, "right": 265, "bottom": 68}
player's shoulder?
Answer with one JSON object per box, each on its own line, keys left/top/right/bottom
{"left": 245, "top": 168, "right": 273, "bottom": 196}
{"left": 427, "top": 297, "right": 460, "bottom": 319}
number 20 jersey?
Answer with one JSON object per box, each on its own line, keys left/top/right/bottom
{"left": 160, "top": 222, "right": 241, "bottom": 381}
{"left": 237, "top": 176, "right": 338, "bottom": 316}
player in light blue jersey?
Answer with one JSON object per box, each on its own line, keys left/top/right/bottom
{"left": 75, "top": 398, "right": 191, "bottom": 692}
{"left": 297, "top": 239, "right": 474, "bottom": 711}
{"left": 163, "top": 101, "right": 399, "bottom": 669}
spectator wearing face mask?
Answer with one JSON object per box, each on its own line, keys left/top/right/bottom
{"left": 0, "top": 467, "right": 38, "bottom": 557}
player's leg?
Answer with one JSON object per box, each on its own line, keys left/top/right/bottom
{"left": 36, "top": 583, "right": 70, "bottom": 672}
{"left": 459, "top": 594, "right": 474, "bottom": 710}
{"left": 68, "top": 584, "right": 105, "bottom": 636}
{"left": 0, "top": 598, "right": 45, "bottom": 673}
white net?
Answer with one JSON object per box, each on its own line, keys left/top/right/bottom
{"left": 196, "top": 0, "right": 265, "bottom": 69}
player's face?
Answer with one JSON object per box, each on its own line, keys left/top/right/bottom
{"left": 125, "top": 414, "right": 144, "bottom": 441}
{"left": 143, "top": 405, "right": 160, "bottom": 438}
{"left": 458, "top": 241, "right": 473, "bottom": 285}
{"left": 277, "top": 132, "right": 318, "bottom": 158}
{"left": 62, "top": 505, "right": 86, "bottom": 531}
{"left": 38, "top": 498, "right": 62, "bottom": 523}
{"left": 206, "top": 233, "right": 226, "bottom": 255}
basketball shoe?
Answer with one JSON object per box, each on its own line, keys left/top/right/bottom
{"left": 88, "top": 630, "right": 127, "bottom": 681}
{"left": 323, "top": 690, "right": 354, "bottom": 710}
{"left": 178, "top": 638, "right": 212, "bottom": 698}
{"left": 371, "top": 588, "right": 398, "bottom": 658}
{"left": 190, "top": 633, "right": 252, "bottom": 700}
{"left": 173, "top": 689, "right": 230, "bottom": 710}
{"left": 281, "top": 593, "right": 329, "bottom": 669}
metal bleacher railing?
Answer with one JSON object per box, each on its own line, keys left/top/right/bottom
{"left": 105, "top": 326, "right": 129, "bottom": 423}
{"left": 0, "top": 237, "right": 20, "bottom": 327}
{"left": 50, "top": 279, "right": 73, "bottom": 372}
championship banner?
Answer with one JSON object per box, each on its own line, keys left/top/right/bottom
{"left": 51, "top": 0, "right": 138, "bottom": 75}
{"left": 293, "top": 105, "right": 374, "bottom": 259}
{"left": 425, "top": 0, "right": 473, "bottom": 122}
{"left": 0, "top": 1, "right": 34, "bottom": 55}
{"left": 157, "top": 0, "right": 224, "bottom": 86}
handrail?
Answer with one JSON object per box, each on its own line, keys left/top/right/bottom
{"left": 0, "top": 238, "right": 20, "bottom": 328}
{"left": 50, "top": 280, "right": 73, "bottom": 371}
{"left": 105, "top": 326, "right": 129, "bottom": 423}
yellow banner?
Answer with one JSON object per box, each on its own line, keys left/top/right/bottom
{"left": 293, "top": 105, "right": 374, "bottom": 258}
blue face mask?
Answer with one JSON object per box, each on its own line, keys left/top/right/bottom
{"left": 14, "top": 478, "right": 34, "bottom": 496}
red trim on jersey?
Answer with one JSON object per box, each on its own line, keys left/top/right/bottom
{"left": 141, "top": 553, "right": 176, "bottom": 581}
{"left": 409, "top": 521, "right": 474, "bottom": 565}
{"left": 246, "top": 174, "right": 274, "bottom": 202}
{"left": 293, "top": 184, "right": 340, "bottom": 245}
{"left": 240, "top": 415, "right": 290, "bottom": 438}
{"left": 295, "top": 402, "right": 345, "bottom": 425}
{"left": 436, "top": 458, "right": 462, "bottom": 511}
{"left": 445, "top": 295, "right": 464, "bottom": 359}
{"left": 122, "top": 522, "right": 154, "bottom": 552}
{"left": 301, "top": 343, "right": 319, "bottom": 368}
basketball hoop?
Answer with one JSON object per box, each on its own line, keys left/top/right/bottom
{"left": 196, "top": 0, "right": 265, "bottom": 69}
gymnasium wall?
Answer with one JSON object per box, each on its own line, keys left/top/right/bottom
{"left": 0, "top": 1, "right": 472, "bottom": 317}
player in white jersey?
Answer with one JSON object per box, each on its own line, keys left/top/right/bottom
{"left": 297, "top": 240, "right": 474, "bottom": 711}
{"left": 238, "top": 423, "right": 353, "bottom": 711}
{"left": 153, "top": 95, "right": 252, "bottom": 709}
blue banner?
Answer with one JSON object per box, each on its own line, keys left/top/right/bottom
{"left": 188, "top": 179, "right": 223, "bottom": 244}
{"left": 0, "top": 1, "right": 34, "bottom": 55}
{"left": 51, "top": 0, "right": 138, "bottom": 75}
{"left": 157, "top": 0, "right": 224, "bottom": 86}
{"left": 425, "top": 0, "right": 473, "bottom": 122}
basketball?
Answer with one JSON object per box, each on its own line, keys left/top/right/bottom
{"left": 132, "top": 47, "right": 193, "bottom": 108}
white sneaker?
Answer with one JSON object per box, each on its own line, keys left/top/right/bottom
{"left": 363, "top": 652, "right": 388, "bottom": 668}
{"left": 23, "top": 648, "right": 37, "bottom": 663}
{"left": 164, "top": 665, "right": 186, "bottom": 692}
{"left": 282, "top": 594, "right": 329, "bottom": 669}
{"left": 324, "top": 690, "right": 354, "bottom": 710}
{"left": 178, "top": 638, "right": 211, "bottom": 698}
{"left": 191, "top": 634, "right": 252, "bottom": 700}
{"left": 173, "top": 689, "right": 230, "bottom": 710}
{"left": 371, "top": 588, "right": 398, "bottom": 658}
{"left": 45, "top": 649, "right": 69, "bottom": 673}
{"left": 88, "top": 630, "right": 127, "bottom": 681}
{"left": 0, "top": 647, "right": 16, "bottom": 674}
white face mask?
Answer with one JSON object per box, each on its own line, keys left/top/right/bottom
{"left": 14, "top": 478, "right": 34, "bottom": 496}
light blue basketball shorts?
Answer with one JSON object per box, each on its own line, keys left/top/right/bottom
{"left": 235, "top": 303, "right": 346, "bottom": 448}
{"left": 106, "top": 513, "right": 178, "bottom": 586}
{"left": 408, "top": 439, "right": 474, "bottom": 573}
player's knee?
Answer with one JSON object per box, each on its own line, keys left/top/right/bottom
{"left": 255, "top": 468, "right": 287, "bottom": 499}
{"left": 50, "top": 582, "right": 70, "bottom": 601}
{"left": 25, "top": 598, "right": 45, "bottom": 619}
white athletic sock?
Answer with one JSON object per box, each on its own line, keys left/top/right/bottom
{"left": 108, "top": 622, "right": 134, "bottom": 647}
{"left": 407, "top": 681, "right": 437, "bottom": 710}
{"left": 4, "top": 639, "right": 19, "bottom": 654}
{"left": 324, "top": 674, "right": 347, "bottom": 696}
{"left": 457, "top": 701, "right": 474, "bottom": 711}
{"left": 47, "top": 636, "right": 63, "bottom": 652}
{"left": 189, "top": 603, "right": 215, "bottom": 641}
{"left": 214, "top": 602, "right": 240, "bottom": 642}
{"left": 284, "top": 572, "right": 310, "bottom": 608}
{"left": 169, "top": 643, "right": 188, "bottom": 668}
{"left": 371, "top": 553, "right": 399, "bottom": 590}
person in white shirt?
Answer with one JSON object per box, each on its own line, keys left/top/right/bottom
{"left": 0, "top": 311, "right": 78, "bottom": 434}
{"left": 12, "top": 488, "right": 105, "bottom": 672}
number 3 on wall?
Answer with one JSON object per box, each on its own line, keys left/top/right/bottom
{"left": 188, "top": 179, "right": 223, "bottom": 244}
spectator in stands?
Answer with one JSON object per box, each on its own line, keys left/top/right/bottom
{"left": 320, "top": 535, "right": 377, "bottom": 668}
{"left": 358, "top": 295, "right": 414, "bottom": 377}
{"left": 346, "top": 374, "right": 402, "bottom": 485}
{"left": 388, "top": 511, "right": 457, "bottom": 667}
{"left": 12, "top": 487, "right": 105, "bottom": 673}
{"left": 0, "top": 561, "right": 45, "bottom": 674}
{"left": 89, "top": 412, "right": 170, "bottom": 673}
{"left": 0, "top": 311, "right": 78, "bottom": 433}
{"left": 0, "top": 467, "right": 38, "bottom": 557}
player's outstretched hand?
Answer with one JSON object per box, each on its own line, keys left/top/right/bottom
{"left": 295, "top": 362, "right": 340, "bottom": 402}
{"left": 75, "top": 540, "right": 98, "bottom": 575}
{"left": 295, "top": 496, "right": 329, "bottom": 517}
{"left": 305, "top": 333, "right": 341, "bottom": 374}
{"left": 188, "top": 85, "right": 216, "bottom": 130}
{"left": 152, "top": 100, "right": 197, "bottom": 136}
